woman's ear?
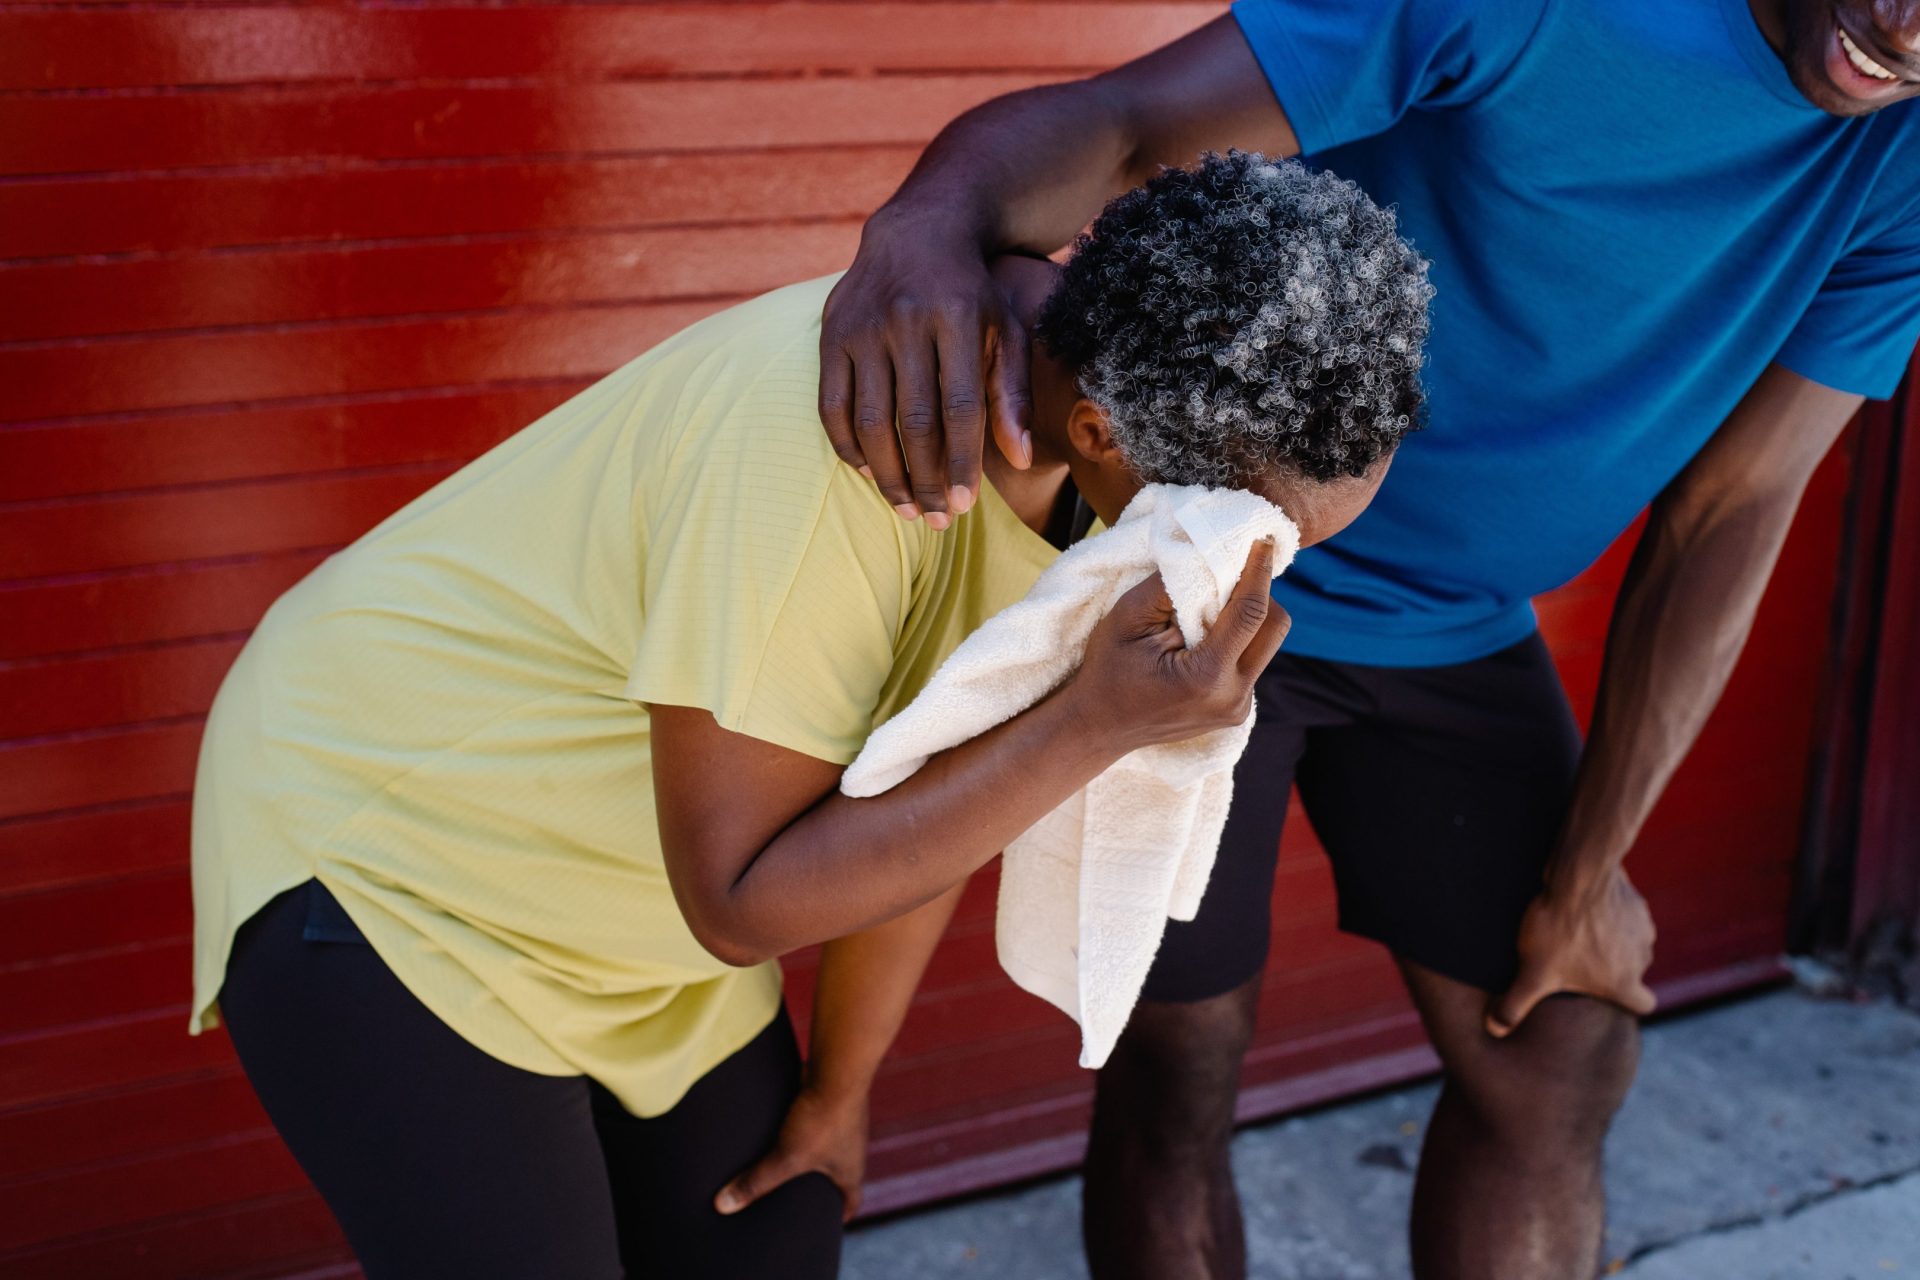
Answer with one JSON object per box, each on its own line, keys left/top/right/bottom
{"left": 1064, "top": 398, "right": 1123, "bottom": 464}
{"left": 1061, "top": 396, "right": 1144, "bottom": 526}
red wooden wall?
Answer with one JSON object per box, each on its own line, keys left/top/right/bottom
{"left": 1854, "top": 391, "right": 1920, "bottom": 945}
{"left": 0, "top": 2, "right": 1856, "bottom": 1275}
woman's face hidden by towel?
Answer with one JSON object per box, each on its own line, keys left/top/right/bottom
{"left": 1062, "top": 400, "right": 1395, "bottom": 549}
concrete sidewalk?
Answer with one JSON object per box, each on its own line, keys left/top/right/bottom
{"left": 844, "top": 985, "right": 1920, "bottom": 1279}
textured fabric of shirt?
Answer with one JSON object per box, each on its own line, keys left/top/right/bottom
{"left": 1233, "top": 0, "right": 1920, "bottom": 664}
{"left": 190, "top": 273, "right": 1060, "bottom": 1116}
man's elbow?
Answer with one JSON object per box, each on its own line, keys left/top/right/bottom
{"left": 1655, "top": 462, "right": 1808, "bottom": 547}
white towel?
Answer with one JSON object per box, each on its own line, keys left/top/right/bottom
{"left": 841, "top": 484, "right": 1299, "bottom": 1068}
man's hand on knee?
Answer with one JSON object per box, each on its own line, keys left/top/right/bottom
{"left": 1486, "top": 867, "right": 1658, "bottom": 1039}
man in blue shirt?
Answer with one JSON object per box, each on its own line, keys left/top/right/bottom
{"left": 727, "top": 3, "right": 1920, "bottom": 1277}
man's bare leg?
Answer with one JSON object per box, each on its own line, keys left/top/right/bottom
{"left": 1082, "top": 975, "right": 1262, "bottom": 1280}
{"left": 1399, "top": 957, "right": 1640, "bottom": 1279}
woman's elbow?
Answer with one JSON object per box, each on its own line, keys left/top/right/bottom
{"left": 696, "top": 931, "right": 773, "bottom": 970}
{"left": 661, "top": 843, "right": 782, "bottom": 967}
{"left": 682, "top": 900, "right": 778, "bottom": 969}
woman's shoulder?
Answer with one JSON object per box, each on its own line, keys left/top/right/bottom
{"left": 640, "top": 272, "right": 843, "bottom": 392}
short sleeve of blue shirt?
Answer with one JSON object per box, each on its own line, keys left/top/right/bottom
{"left": 1229, "top": 0, "right": 1550, "bottom": 153}
{"left": 1776, "top": 203, "right": 1920, "bottom": 398}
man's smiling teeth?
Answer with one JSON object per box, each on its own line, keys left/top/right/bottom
{"left": 1839, "top": 27, "right": 1899, "bottom": 81}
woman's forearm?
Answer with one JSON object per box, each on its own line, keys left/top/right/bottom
{"left": 708, "top": 884, "right": 972, "bottom": 1219}
{"left": 724, "top": 685, "right": 1120, "bottom": 959}
{"left": 803, "top": 884, "right": 968, "bottom": 1101}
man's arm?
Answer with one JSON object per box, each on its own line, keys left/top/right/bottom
{"left": 714, "top": 885, "right": 965, "bottom": 1219}
{"left": 1488, "top": 362, "right": 1865, "bottom": 1036}
{"left": 819, "top": 15, "right": 1297, "bottom": 523}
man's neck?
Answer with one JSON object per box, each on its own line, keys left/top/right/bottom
{"left": 1747, "top": 0, "right": 1788, "bottom": 56}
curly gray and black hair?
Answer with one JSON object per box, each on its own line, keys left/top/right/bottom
{"left": 1035, "top": 150, "right": 1433, "bottom": 486}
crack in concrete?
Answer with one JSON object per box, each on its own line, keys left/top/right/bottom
{"left": 1616, "top": 1161, "right": 1920, "bottom": 1268}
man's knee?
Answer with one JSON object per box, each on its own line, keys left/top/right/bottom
{"left": 1446, "top": 995, "right": 1641, "bottom": 1150}
{"left": 1094, "top": 980, "right": 1261, "bottom": 1154}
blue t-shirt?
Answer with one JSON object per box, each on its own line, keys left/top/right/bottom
{"left": 1231, "top": 0, "right": 1920, "bottom": 665}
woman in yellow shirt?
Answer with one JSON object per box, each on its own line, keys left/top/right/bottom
{"left": 191, "top": 152, "right": 1430, "bottom": 1278}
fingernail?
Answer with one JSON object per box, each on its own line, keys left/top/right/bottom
{"left": 1018, "top": 431, "right": 1034, "bottom": 468}
{"left": 893, "top": 503, "right": 919, "bottom": 521}
{"left": 924, "top": 511, "right": 951, "bottom": 532}
{"left": 859, "top": 465, "right": 873, "bottom": 480}
{"left": 715, "top": 1192, "right": 738, "bottom": 1214}
{"left": 948, "top": 485, "right": 974, "bottom": 516}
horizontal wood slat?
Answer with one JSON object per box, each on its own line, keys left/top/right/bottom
{"left": 0, "top": 1069, "right": 261, "bottom": 1183}
{"left": 0, "top": 1192, "right": 348, "bottom": 1280}
{"left": 1, "top": 939, "right": 193, "bottom": 1039}
{"left": 0, "top": 75, "right": 1049, "bottom": 177}
{"left": 0, "top": 802, "right": 191, "bottom": 897}
{"left": 0, "top": 387, "right": 580, "bottom": 503}
{"left": 0, "top": 552, "right": 328, "bottom": 661}
{"left": 0, "top": 872, "right": 191, "bottom": 968}
{"left": 3, "top": 222, "right": 863, "bottom": 342}
{"left": 7, "top": 302, "right": 715, "bottom": 422}
{"left": 0, "top": 1012, "right": 230, "bottom": 1115}
{"left": 0, "top": 1130, "right": 309, "bottom": 1255}
{"left": 1, "top": 469, "right": 454, "bottom": 581}
{"left": 0, "top": 148, "right": 918, "bottom": 260}
{"left": 1, "top": 5, "right": 1217, "bottom": 91}
{"left": 0, "top": 642, "right": 242, "bottom": 740}
{"left": 0, "top": 722, "right": 201, "bottom": 823}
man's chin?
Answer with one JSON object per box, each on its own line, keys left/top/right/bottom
{"left": 1785, "top": 57, "right": 1884, "bottom": 116}
{"left": 1780, "top": 17, "right": 1915, "bottom": 118}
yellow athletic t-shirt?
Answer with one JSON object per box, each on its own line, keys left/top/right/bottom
{"left": 189, "top": 274, "right": 1060, "bottom": 1117}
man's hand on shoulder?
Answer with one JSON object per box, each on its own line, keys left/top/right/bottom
{"left": 818, "top": 208, "right": 1035, "bottom": 529}
{"left": 815, "top": 15, "right": 1297, "bottom": 526}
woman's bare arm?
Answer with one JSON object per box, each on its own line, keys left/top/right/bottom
{"left": 712, "top": 884, "right": 967, "bottom": 1218}
{"left": 651, "top": 542, "right": 1289, "bottom": 965}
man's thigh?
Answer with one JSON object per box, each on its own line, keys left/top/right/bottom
{"left": 1294, "top": 632, "right": 1584, "bottom": 994}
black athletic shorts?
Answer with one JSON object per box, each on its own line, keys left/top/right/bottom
{"left": 1141, "top": 631, "right": 1584, "bottom": 1002}
{"left": 219, "top": 880, "right": 842, "bottom": 1280}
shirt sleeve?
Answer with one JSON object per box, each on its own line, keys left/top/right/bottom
{"left": 1229, "top": 0, "right": 1547, "bottom": 155}
{"left": 1775, "top": 206, "right": 1920, "bottom": 400}
{"left": 623, "top": 386, "right": 921, "bottom": 766}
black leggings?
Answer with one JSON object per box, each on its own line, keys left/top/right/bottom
{"left": 219, "top": 880, "right": 843, "bottom": 1280}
